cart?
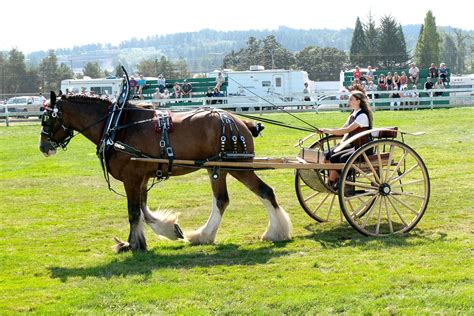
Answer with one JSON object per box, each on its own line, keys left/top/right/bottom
{"left": 131, "top": 127, "right": 430, "bottom": 237}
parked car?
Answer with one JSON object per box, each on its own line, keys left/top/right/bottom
{"left": 0, "top": 96, "right": 44, "bottom": 118}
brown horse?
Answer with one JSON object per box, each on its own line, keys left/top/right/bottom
{"left": 39, "top": 92, "right": 292, "bottom": 252}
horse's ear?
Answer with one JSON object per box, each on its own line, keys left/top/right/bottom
{"left": 58, "top": 90, "right": 63, "bottom": 97}
{"left": 50, "top": 91, "right": 56, "bottom": 106}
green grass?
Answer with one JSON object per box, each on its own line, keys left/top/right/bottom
{"left": 0, "top": 108, "right": 473, "bottom": 314}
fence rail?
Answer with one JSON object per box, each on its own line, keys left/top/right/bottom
{"left": 1, "top": 87, "right": 473, "bottom": 126}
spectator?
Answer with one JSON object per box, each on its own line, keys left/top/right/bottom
{"left": 409, "top": 63, "right": 420, "bottom": 84}
{"left": 424, "top": 77, "right": 434, "bottom": 97}
{"left": 157, "top": 74, "right": 166, "bottom": 93}
{"left": 303, "top": 82, "right": 311, "bottom": 101}
{"left": 206, "top": 87, "right": 214, "bottom": 105}
{"left": 137, "top": 75, "right": 146, "bottom": 95}
{"left": 410, "top": 85, "right": 419, "bottom": 107}
{"left": 439, "top": 63, "right": 448, "bottom": 82}
{"left": 386, "top": 72, "right": 393, "bottom": 90}
{"left": 366, "top": 81, "right": 377, "bottom": 100}
{"left": 401, "top": 84, "right": 410, "bottom": 107}
{"left": 38, "top": 93, "right": 46, "bottom": 106}
{"left": 434, "top": 78, "right": 446, "bottom": 96}
{"left": 393, "top": 72, "right": 400, "bottom": 90}
{"left": 365, "top": 66, "right": 374, "bottom": 82}
{"left": 352, "top": 66, "right": 362, "bottom": 81}
{"left": 152, "top": 88, "right": 163, "bottom": 107}
{"left": 173, "top": 82, "right": 182, "bottom": 98}
{"left": 390, "top": 85, "right": 401, "bottom": 109}
{"left": 129, "top": 76, "right": 138, "bottom": 94}
{"left": 428, "top": 63, "right": 438, "bottom": 79}
{"left": 215, "top": 71, "right": 225, "bottom": 91}
{"left": 399, "top": 71, "right": 408, "bottom": 90}
{"left": 212, "top": 87, "right": 222, "bottom": 104}
{"left": 182, "top": 79, "right": 193, "bottom": 98}
{"left": 80, "top": 87, "right": 87, "bottom": 95}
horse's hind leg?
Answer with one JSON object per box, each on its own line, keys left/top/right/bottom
{"left": 186, "top": 170, "right": 230, "bottom": 245}
{"left": 230, "top": 170, "right": 292, "bottom": 242}
{"left": 140, "top": 182, "right": 184, "bottom": 240}
{"left": 113, "top": 179, "right": 147, "bottom": 253}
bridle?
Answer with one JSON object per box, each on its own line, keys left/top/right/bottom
{"left": 40, "top": 100, "right": 74, "bottom": 150}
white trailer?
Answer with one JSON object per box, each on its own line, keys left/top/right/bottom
{"left": 60, "top": 77, "right": 123, "bottom": 98}
{"left": 449, "top": 75, "right": 474, "bottom": 105}
{"left": 209, "top": 66, "right": 312, "bottom": 105}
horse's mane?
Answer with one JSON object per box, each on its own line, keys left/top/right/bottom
{"left": 62, "top": 94, "right": 114, "bottom": 107}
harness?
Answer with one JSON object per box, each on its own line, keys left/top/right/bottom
{"left": 347, "top": 110, "right": 372, "bottom": 148}
{"left": 154, "top": 110, "right": 174, "bottom": 180}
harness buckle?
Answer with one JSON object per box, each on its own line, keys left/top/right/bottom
{"left": 166, "top": 147, "right": 174, "bottom": 158}
{"left": 160, "top": 140, "right": 166, "bottom": 148}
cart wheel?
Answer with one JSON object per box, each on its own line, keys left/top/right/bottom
{"left": 338, "top": 139, "right": 430, "bottom": 236}
{"left": 295, "top": 135, "right": 342, "bottom": 222}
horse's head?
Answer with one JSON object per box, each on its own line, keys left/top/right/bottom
{"left": 39, "top": 91, "right": 74, "bottom": 157}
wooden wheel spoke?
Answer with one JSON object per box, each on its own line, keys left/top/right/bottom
{"left": 345, "top": 180, "right": 378, "bottom": 190}
{"left": 388, "top": 151, "right": 408, "bottom": 180}
{"left": 384, "top": 144, "right": 395, "bottom": 182}
{"left": 312, "top": 192, "right": 331, "bottom": 214}
{"left": 375, "top": 194, "right": 384, "bottom": 235}
{"left": 351, "top": 194, "right": 377, "bottom": 219}
{"left": 384, "top": 196, "right": 394, "bottom": 233}
{"left": 362, "top": 151, "right": 381, "bottom": 183}
{"left": 351, "top": 164, "right": 377, "bottom": 184}
{"left": 361, "top": 196, "right": 379, "bottom": 229}
{"left": 391, "top": 191, "right": 426, "bottom": 200}
{"left": 376, "top": 145, "right": 384, "bottom": 182}
{"left": 389, "top": 194, "right": 420, "bottom": 216}
{"left": 344, "top": 190, "right": 378, "bottom": 200}
{"left": 304, "top": 191, "right": 321, "bottom": 202}
{"left": 326, "top": 194, "right": 337, "bottom": 221}
{"left": 390, "top": 179, "right": 425, "bottom": 189}
{"left": 386, "top": 195, "right": 408, "bottom": 227}
{"left": 388, "top": 163, "right": 419, "bottom": 183}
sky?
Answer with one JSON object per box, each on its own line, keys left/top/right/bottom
{"left": 2, "top": 0, "right": 473, "bottom": 53}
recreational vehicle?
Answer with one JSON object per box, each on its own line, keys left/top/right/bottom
{"left": 209, "top": 66, "right": 313, "bottom": 105}
{"left": 449, "top": 75, "right": 474, "bottom": 105}
{"left": 60, "top": 77, "right": 123, "bottom": 98}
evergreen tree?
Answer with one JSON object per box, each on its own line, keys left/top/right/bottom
{"left": 453, "top": 29, "right": 469, "bottom": 74}
{"left": 5, "top": 48, "right": 27, "bottom": 93}
{"left": 0, "top": 52, "right": 5, "bottom": 96}
{"left": 378, "top": 15, "right": 409, "bottom": 68}
{"left": 39, "top": 50, "right": 60, "bottom": 92}
{"left": 349, "top": 17, "right": 367, "bottom": 67}
{"left": 260, "top": 35, "right": 295, "bottom": 70}
{"left": 364, "top": 13, "right": 379, "bottom": 67}
{"left": 441, "top": 33, "right": 458, "bottom": 73}
{"left": 415, "top": 11, "right": 440, "bottom": 68}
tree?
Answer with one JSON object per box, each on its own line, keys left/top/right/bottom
{"left": 364, "top": 12, "right": 379, "bottom": 67}
{"left": 296, "top": 46, "right": 348, "bottom": 81}
{"left": 39, "top": 50, "right": 60, "bottom": 92}
{"left": 137, "top": 59, "right": 157, "bottom": 77}
{"left": 83, "top": 62, "right": 102, "bottom": 78}
{"left": 453, "top": 29, "right": 470, "bottom": 75}
{"left": 5, "top": 48, "right": 27, "bottom": 93}
{"left": 260, "top": 35, "right": 295, "bottom": 70}
{"left": 441, "top": 33, "right": 458, "bottom": 73}
{"left": 378, "top": 15, "right": 409, "bottom": 68}
{"left": 415, "top": 10, "right": 440, "bottom": 68}
{"left": 350, "top": 17, "right": 367, "bottom": 67}
{"left": 174, "top": 58, "right": 191, "bottom": 78}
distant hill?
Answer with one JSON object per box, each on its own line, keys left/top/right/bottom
{"left": 26, "top": 25, "right": 473, "bottom": 73}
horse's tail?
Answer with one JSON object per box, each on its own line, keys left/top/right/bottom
{"left": 244, "top": 121, "right": 265, "bottom": 137}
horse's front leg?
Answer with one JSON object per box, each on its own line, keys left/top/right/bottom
{"left": 113, "top": 179, "right": 147, "bottom": 253}
{"left": 140, "top": 183, "right": 184, "bottom": 240}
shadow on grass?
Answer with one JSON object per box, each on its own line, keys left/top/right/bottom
{"left": 48, "top": 242, "right": 291, "bottom": 282}
{"left": 301, "top": 223, "right": 445, "bottom": 249}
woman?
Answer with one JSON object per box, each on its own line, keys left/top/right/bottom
{"left": 320, "top": 89, "right": 373, "bottom": 187}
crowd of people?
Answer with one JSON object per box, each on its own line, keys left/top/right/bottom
{"left": 350, "top": 63, "right": 449, "bottom": 106}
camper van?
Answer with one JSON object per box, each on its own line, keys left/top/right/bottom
{"left": 60, "top": 77, "right": 123, "bottom": 98}
{"left": 209, "top": 66, "right": 313, "bottom": 105}
{"left": 449, "top": 75, "right": 474, "bottom": 105}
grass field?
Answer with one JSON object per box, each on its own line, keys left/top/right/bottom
{"left": 0, "top": 108, "right": 473, "bottom": 314}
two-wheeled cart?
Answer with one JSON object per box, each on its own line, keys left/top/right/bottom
{"left": 132, "top": 127, "right": 430, "bottom": 236}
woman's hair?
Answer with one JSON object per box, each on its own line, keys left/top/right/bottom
{"left": 350, "top": 90, "right": 373, "bottom": 128}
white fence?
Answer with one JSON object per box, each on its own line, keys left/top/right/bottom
{"left": 1, "top": 87, "right": 473, "bottom": 126}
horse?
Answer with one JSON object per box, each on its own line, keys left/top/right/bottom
{"left": 39, "top": 92, "right": 292, "bottom": 252}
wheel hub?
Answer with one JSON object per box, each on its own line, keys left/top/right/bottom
{"left": 379, "top": 183, "right": 391, "bottom": 196}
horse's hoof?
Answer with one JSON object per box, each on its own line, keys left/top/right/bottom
{"left": 174, "top": 224, "right": 184, "bottom": 239}
{"left": 112, "top": 237, "right": 132, "bottom": 253}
